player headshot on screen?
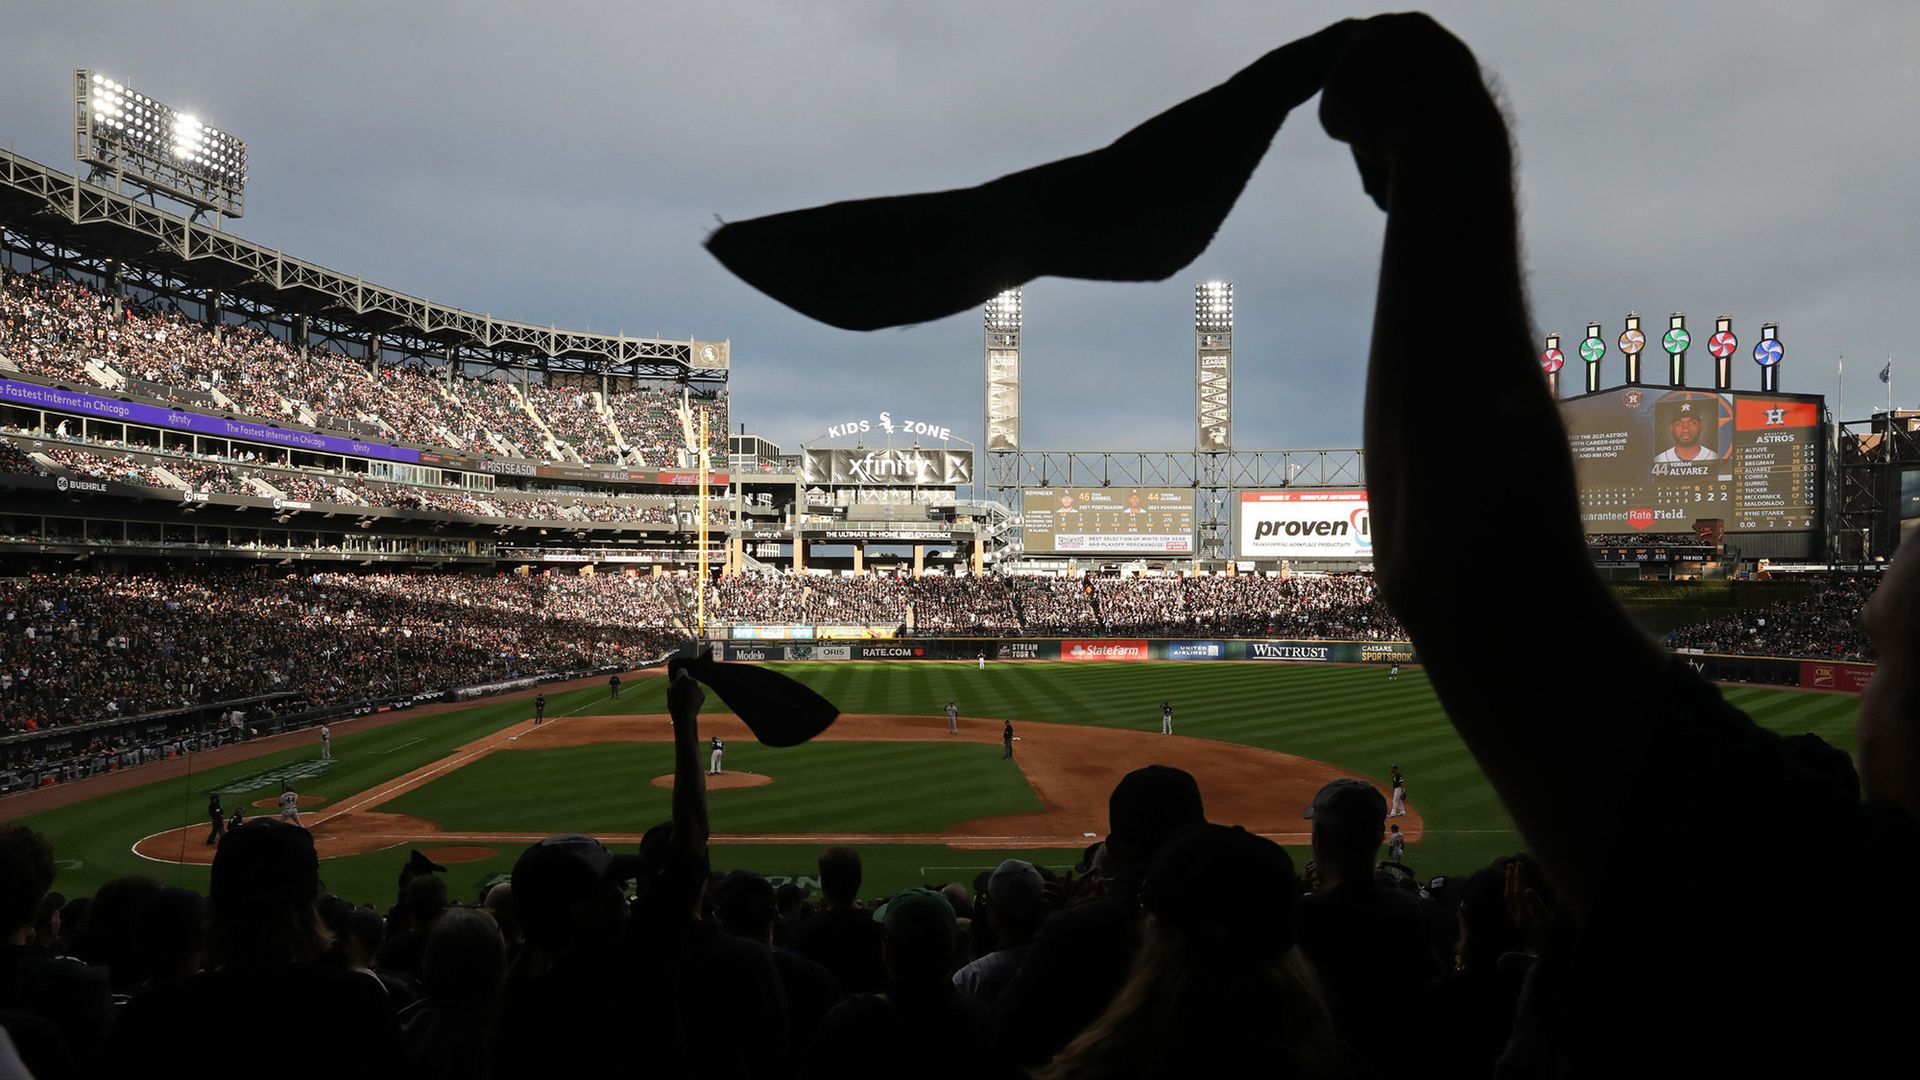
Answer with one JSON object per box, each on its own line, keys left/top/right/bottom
{"left": 1058, "top": 493, "right": 1076, "bottom": 511}
{"left": 1125, "top": 490, "right": 1144, "bottom": 514}
{"left": 1654, "top": 401, "right": 1718, "bottom": 463}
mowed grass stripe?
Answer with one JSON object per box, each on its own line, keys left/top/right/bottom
{"left": 382, "top": 740, "right": 1038, "bottom": 835}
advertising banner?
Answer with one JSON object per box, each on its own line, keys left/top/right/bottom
{"left": 722, "top": 644, "right": 782, "bottom": 662}
{"left": 801, "top": 448, "right": 973, "bottom": 487}
{"left": 1799, "top": 661, "right": 1876, "bottom": 693}
{"left": 3, "top": 377, "right": 422, "bottom": 463}
{"left": 1359, "top": 642, "right": 1418, "bottom": 664}
{"left": 1061, "top": 639, "right": 1150, "bottom": 661}
{"left": 728, "top": 626, "right": 815, "bottom": 640}
{"left": 1165, "top": 640, "right": 1227, "bottom": 660}
{"left": 857, "top": 642, "right": 934, "bottom": 660}
{"left": 992, "top": 641, "right": 1055, "bottom": 661}
{"left": 1244, "top": 641, "right": 1337, "bottom": 662}
{"left": 1237, "top": 490, "right": 1372, "bottom": 558}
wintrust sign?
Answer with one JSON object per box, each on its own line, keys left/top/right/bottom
{"left": 1250, "top": 642, "right": 1333, "bottom": 662}
{"left": 1062, "top": 640, "right": 1149, "bottom": 661}
{"left": 1238, "top": 490, "right": 1372, "bottom": 558}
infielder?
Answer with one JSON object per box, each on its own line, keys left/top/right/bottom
{"left": 319, "top": 723, "right": 332, "bottom": 760}
{"left": 1161, "top": 701, "right": 1174, "bottom": 735}
{"left": 278, "top": 783, "right": 304, "bottom": 828}
{"left": 1389, "top": 765, "right": 1407, "bottom": 818}
{"left": 709, "top": 735, "right": 725, "bottom": 775}
{"left": 1386, "top": 824, "right": 1405, "bottom": 864}
{"left": 946, "top": 699, "right": 959, "bottom": 734}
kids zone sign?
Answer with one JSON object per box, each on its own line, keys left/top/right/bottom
{"left": 1238, "top": 490, "right": 1372, "bottom": 558}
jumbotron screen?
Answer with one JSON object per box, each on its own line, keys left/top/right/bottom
{"left": 1021, "top": 488, "right": 1194, "bottom": 554}
{"left": 1559, "top": 387, "right": 1822, "bottom": 533}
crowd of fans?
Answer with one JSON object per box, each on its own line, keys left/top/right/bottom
{"left": 0, "top": 267, "right": 711, "bottom": 468}
{"left": 0, "top": 573, "right": 682, "bottom": 731}
{"left": 1665, "top": 576, "right": 1879, "bottom": 659}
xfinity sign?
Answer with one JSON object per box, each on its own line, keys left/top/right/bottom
{"left": 1238, "top": 490, "right": 1373, "bottom": 558}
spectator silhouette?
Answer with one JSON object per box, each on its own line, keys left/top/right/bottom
{"left": 101, "top": 820, "right": 403, "bottom": 1078}
{"left": 996, "top": 764, "right": 1205, "bottom": 1067}
{"left": 790, "top": 845, "right": 886, "bottom": 995}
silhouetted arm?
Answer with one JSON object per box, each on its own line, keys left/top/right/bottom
{"left": 1322, "top": 15, "right": 1667, "bottom": 916}
{"left": 666, "top": 669, "right": 710, "bottom": 865}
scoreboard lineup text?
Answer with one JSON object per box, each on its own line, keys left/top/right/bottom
{"left": 1021, "top": 488, "right": 1195, "bottom": 554}
{"left": 1561, "top": 389, "right": 1820, "bottom": 533}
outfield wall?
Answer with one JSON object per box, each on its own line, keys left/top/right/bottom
{"left": 713, "top": 638, "right": 1419, "bottom": 664}
{"left": 711, "top": 638, "right": 1877, "bottom": 693}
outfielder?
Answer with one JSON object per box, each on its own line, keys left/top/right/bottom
{"left": 1161, "top": 701, "right": 1174, "bottom": 735}
{"left": 709, "top": 735, "right": 725, "bottom": 775}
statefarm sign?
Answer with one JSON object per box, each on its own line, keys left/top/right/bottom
{"left": 1238, "top": 490, "right": 1372, "bottom": 558}
{"left": 1061, "top": 639, "right": 1149, "bottom": 662}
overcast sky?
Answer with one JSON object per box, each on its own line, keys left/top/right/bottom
{"left": 3, "top": 1, "right": 1914, "bottom": 456}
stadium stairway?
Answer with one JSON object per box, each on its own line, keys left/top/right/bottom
{"left": 83, "top": 358, "right": 125, "bottom": 390}
{"left": 509, "top": 383, "right": 573, "bottom": 463}
{"left": 592, "top": 391, "right": 627, "bottom": 465}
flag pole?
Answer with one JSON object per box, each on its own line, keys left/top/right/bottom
{"left": 1838, "top": 354, "right": 1844, "bottom": 422}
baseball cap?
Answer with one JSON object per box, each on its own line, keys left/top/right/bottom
{"left": 512, "top": 834, "right": 643, "bottom": 946}
{"left": 1107, "top": 765, "right": 1206, "bottom": 857}
{"left": 1302, "top": 778, "right": 1388, "bottom": 833}
{"left": 1141, "top": 824, "right": 1297, "bottom": 961}
{"left": 407, "top": 849, "right": 449, "bottom": 876}
{"left": 210, "top": 820, "right": 320, "bottom": 916}
{"left": 987, "top": 859, "right": 1046, "bottom": 922}
{"left": 871, "top": 886, "right": 956, "bottom": 952}
{"left": 1677, "top": 402, "right": 1697, "bottom": 415}
{"left": 711, "top": 870, "right": 775, "bottom": 934}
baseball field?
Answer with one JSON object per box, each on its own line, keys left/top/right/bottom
{"left": 6, "top": 660, "right": 1862, "bottom": 906}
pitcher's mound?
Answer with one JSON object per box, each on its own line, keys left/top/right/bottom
{"left": 650, "top": 772, "right": 772, "bottom": 791}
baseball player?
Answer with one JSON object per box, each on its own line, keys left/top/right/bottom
{"left": 1161, "top": 701, "right": 1174, "bottom": 735}
{"left": 1389, "top": 765, "right": 1407, "bottom": 818}
{"left": 1386, "top": 824, "right": 1405, "bottom": 864}
{"left": 709, "top": 735, "right": 725, "bottom": 775}
{"left": 319, "top": 723, "right": 332, "bottom": 760}
{"left": 534, "top": 694, "right": 546, "bottom": 725}
{"left": 1389, "top": 663, "right": 1400, "bottom": 681}
{"left": 609, "top": 674, "right": 622, "bottom": 699}
{"left": 977, "top": 650, "right": 986, "bottom": 671}
{"left": 1003, "top": 720, "right": 1014, "bottom": 759}
{"left": 946, "top": 699, "right": 959, "bottom": 735}
{"left": 278, "top": 783, "right": 304, "bottom": 828}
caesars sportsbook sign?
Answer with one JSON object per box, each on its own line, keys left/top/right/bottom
{"left": 801, "top": 448, "right": 973, "bottom": 486}
{"left": 1237, "top": 490, "right": 1372, "bottom": 558}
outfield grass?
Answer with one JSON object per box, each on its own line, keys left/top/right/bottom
{"left": 8, "top": 661, "right": 1862, "bottom": 904}
{"left": 384, "top": 740, "right": 1041, "bottom": 834}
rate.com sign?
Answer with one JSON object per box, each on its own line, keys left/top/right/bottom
{"left": 1237, "top": 490, "right": 1372, "bottom": 558}
{"left": 1061, "top": 639, "right": 1150, "bottom": 662}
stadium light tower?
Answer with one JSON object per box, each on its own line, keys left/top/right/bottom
{"left": 984, "top": 288, "right": 1022, "bottom": 453}
{"left": 74, "top": 69, "right": 248, "bottom": 221}
{"left": 1195, "top": 281, "right": 1232, "bottom": 452}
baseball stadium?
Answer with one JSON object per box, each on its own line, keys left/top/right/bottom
{"left": 3, "top": 11, "right": 1919, "bottom": 1078}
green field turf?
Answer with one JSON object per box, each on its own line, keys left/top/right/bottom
{"left": 7, "top": 661, "right": 1864, "bottom": 905}
{"left": 383, "top": 740, "right": 1041, "bottom": 834}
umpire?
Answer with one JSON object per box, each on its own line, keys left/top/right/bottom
{"left": 206, "top": 793, "right": 225, "bottom": 846}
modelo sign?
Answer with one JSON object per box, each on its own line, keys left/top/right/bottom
{"left": 1062, "top": 639, "right": 1149, "bottom": 661}
{"left": 1238, "top": 490, "right": 1372, "bottom": 558}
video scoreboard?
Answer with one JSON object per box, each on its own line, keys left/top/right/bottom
{"left": 1021, "top": 488, "right": 1194, "bottom": 554}
{"left": 1559, "top": 387, "right": 1822, "bottom": 534}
